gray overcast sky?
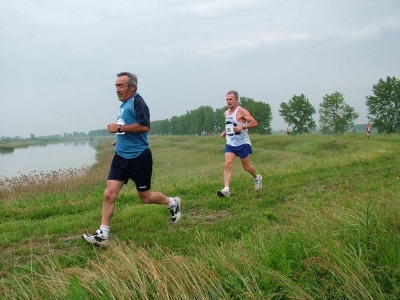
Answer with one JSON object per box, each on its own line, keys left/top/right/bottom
{"left": 1, "top": 0, "right": 399, "bottom": 138}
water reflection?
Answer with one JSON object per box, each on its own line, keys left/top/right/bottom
{"left": 62, "top": 140, "right": 96, "bottom": 147}
{"left": 0, "top": 147, "right": 15, "bottom": 154}
{"left": 0, "top": 140, "right": 98, "bottom": 178}
{"left": 0, "top": 149, "right": 14, "bottom": 155}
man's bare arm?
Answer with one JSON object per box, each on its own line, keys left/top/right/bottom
{"left": 235, "top": 108, "right": 257, "bottom": 131}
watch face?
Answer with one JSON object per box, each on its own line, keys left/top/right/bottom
{"left": 116, "top": 124, "right": 125, "bottom": 135}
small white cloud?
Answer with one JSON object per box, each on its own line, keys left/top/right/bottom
{"left": 189, "top": 0, "right": 260, "bottom": 14}
{"left": 346, "top": 17, "right": 400, "bottom": 40}
{"left": 198, "top": 31, "right": 309, "bottom": 54}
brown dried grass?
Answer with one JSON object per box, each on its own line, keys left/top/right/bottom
{"left": 0, "top": 140, "right": 113, "bottom": 201}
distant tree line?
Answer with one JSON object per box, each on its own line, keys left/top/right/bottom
{"left": 2, "top": 76, "right": 398, "bottom": 141}
{"left": 150, "top": 76, "right": 399, "bottom": 136}
{"left": 88, "top": 129, "right": 109, "bottom": 137}
{"left": 64, "top": 132, "right": 88, "bottom": 138}
{"left": 150, "top": 97, "right": 272, "bottom": 136}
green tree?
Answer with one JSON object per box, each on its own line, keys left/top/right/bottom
{"left": 189, "top": 106, "right": 215, "bottom": 135}
{"left": 169, "top": 115, "right": 183, "bottom": 135}
{"left": 181, "top": 113, "right": 191, "bottom": 135}
{"left": 239, "top": 97, "right": 272, "bottom": 134}
{"left": 202, "top": 106, "right": 216, "bottom": 134}
{"left": 319, "top": 92, "right": 359, "bottom": 134}
{"left": 279, "top": 94, "right": 316, "bottom": 134}
{"left": 150, "top": 119, "right": 170, "bottom": 135}
{"left": 365, "top": 76, "right": 400, "bottom": 133}
{"left": 214, "top": 107, "right": 227, "bottom": 134}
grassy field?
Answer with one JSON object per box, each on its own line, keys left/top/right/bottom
{"left": 1, "top": 133, "right": 400, "bottom": 299}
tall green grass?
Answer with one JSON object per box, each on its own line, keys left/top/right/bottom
{"left": 1, "top": 134, "right": 400, "bottom": 299}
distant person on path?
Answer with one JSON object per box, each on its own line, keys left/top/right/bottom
{"left": 286, "top": 127, "right": 290, "bottom": 137}
{"left": 82, "top": 72, "right": 182, "bottom": 246}
{"left": 217, "top": 90, "right": 262, "bottom": 197}
{"left": 365, "top": 123, "right": 372, "bottom": 139}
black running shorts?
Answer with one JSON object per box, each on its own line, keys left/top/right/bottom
{"left": 107, "top": 148, "right": 152, "bottom": 191}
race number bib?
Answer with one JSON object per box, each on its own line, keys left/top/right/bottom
{"left": 226, "top": 123, "right": 234, "bottom": 135}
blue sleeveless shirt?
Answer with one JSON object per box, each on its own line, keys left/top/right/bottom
{"left": 115, "top": 93, "right": 150, "bottom": 159}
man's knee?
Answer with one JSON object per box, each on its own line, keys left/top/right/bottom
{"left": 242, "top": 165, "right": 251, "bottom": 172}
{"left": 138, "top": 191, "right": 152, "bottom": 203}
{"left": 104, "top": 188, "right": 118, "bottom": 202}
{"left": 224, "top": 159, "right": 235, "bottom": 169}
{"left": 224, "top": 163, "right": 233, "bottom": 170}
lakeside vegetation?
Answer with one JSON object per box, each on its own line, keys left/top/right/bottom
{"left": 0, "top": 140, "right": 50, "bottom": 153}
{"left": 0, "top": 136, "right": 109, "bottom": 154}
{"left": 1, "top": 134, "right": 400, "bottom": 299}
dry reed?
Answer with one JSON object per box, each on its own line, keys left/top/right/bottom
{"left": 0, "top": 166, "right": 94, "bottom": 201}
{"left": 1, "top": 242, "right": 232, "bottom": 299}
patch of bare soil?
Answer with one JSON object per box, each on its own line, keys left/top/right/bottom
{"left": 182, "top": 208, "right": 233, "bottom": 227}
{"left": 175, "top": 137, "right": 192, "bottom": 142}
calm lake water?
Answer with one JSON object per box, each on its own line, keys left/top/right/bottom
{"left": 0, "top": 140, "right": 98, "bottom": 178}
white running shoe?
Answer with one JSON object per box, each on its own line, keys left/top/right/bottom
{"left": 82, "top": 229, "right": 109, "bottom": 247}
{"left": 254, "top": 175, "right": 262, "bottom": 191}
{"left": 217, "top": 188, "right": 230, "bottom": 197}
{"left": 169, "top": 197, "right": 182, "bottom": 223}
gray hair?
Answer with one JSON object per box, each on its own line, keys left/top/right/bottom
{"left": 117, "top": 72, "right": 138, "bottom": 88}
{"left": 226, "top": 90, "right": 239, "bottom": 99}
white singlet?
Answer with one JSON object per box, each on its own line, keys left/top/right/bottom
{"left": 225, "top": 106, "right": 251, "bottom": 147}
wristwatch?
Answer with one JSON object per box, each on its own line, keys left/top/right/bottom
{"left": 242, "top": 124, "right": 246, "bottom": 130}
{"left": 118, "top": 124, "right": 122, "bottom": 133}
